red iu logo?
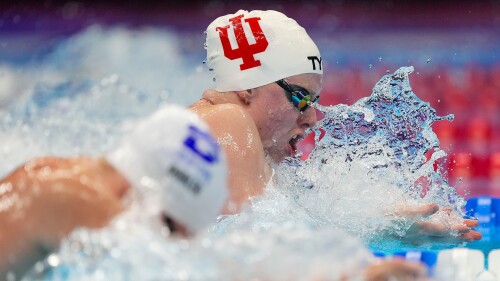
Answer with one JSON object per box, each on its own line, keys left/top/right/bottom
{"left": 216, "top": 14, "right": 269, "bottom": 71}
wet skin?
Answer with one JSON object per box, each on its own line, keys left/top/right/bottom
{"left": 0, "top": 157, "right": 129, "bottom": 278}
{"left": 189, "top": 73, "right": 321, "bottom": 213}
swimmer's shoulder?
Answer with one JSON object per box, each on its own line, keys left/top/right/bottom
{"left": 3, "top": 157, "right": 128, "bottom": 197}
{"left": 3, "top": 157, "right": 79, "bottom": 180}
{"left": 189, "top": 100, "right": 258, "bottom": 136}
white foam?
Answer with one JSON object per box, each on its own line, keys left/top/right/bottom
{"left": 0, "top": 25, "right": 211, "bottom": 176}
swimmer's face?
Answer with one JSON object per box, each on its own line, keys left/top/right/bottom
{"left": 250, "top": 73, "right": 322, "bottom": 163}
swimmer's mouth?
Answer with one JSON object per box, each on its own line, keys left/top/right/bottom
{"left": 289, "top": 134, "right": 304, "bottom": 155}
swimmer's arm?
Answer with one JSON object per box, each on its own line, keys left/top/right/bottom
{"left": 318, "top": 259, "right": 427, "bottom": 281}
{"left": 0, "top": 157, "right": 128, "bottom": 278}
{"left": 193, "top": 105, "right": 271, "bottom": 214}
{"left": 362, "top": 259, "right": 429, "bottom": 281}
{"left": 0, "top": 162, "right": 50, "bottom": 278}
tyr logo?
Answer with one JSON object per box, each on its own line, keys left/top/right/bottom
{"left": 216, "top": 14, "right": 269, "bottom": 71}
{"left": 307, "top": 56, "right": 322, "bottom": 71}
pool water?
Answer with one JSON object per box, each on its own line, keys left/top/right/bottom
{"left": 0, "top": 22, "right": 498, "bottom": 280}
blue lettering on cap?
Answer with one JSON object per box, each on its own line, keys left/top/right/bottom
{"left": 184, "top": 125, "right": 219, "bottom": 163}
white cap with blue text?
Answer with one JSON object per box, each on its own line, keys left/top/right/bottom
{"left": 205, "top": 9, "right": 323, "bottom": 92}
{"left": 106, "top": 105, "right": 228, "bottom": 234}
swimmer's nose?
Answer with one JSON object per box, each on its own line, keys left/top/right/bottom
{"left": 298, "top": 106, "right": 318, "bottom": 129}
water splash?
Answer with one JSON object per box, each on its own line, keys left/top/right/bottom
{"left": 0, "top": 25, "right": 212, "bottom": 176}
{"left": 17, "top": 65, "right": 469, "bottom": 280}
{"left": 317, "top": 66, "right": 443, "bottom": 171}
{"left": 269, "top": 66, "right": 465, "bottom": 249}
{"left": 25, "top": 188, "right": 374, "bottom": 281}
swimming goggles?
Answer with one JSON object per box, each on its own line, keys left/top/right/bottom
{"left": 276, "top": 79, "right": 319, "bottom": 113}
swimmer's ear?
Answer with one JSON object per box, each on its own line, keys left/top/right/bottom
{"left": 236, "top": 89, "right": 254, "bottom": 105}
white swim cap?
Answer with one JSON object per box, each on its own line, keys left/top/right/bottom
{"left": 106, "top": 105, "right": 228, "bottom": 234}
{"left": 205, "top": 10, "right": 323, "bottom": 92}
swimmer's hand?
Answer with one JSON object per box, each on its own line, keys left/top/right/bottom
{"left": 393, "top": 203, "right": 482, "bottom": 243}
{"left": 363, "top": 259, "right": 430, "bottom": 281}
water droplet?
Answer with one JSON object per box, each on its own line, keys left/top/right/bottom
{"left": 108, "top": 74, "right": 119, "bottom": 84}
{"left": 201, "top": 238, "right": 212, "bottom": 248}
{"left": 385, "top": 69, "right": 390, "bottom": 73}
{"left": 378, "top": 57, "right": 383, "bottom": 61}
{"left": 100, "top": 77, "right": 109, "bottom": 87}
{"left": 368, "top": 64, "right": 373, "bottom": 69}
{"left": 426, "top": 58, "right": 432, "bottom": 63}
{"left": 47, "top": 254, "right": 60, "bottom": 267}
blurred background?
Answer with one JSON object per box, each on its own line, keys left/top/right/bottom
{"left": 0, "top": 0, "right": 499, "bottom": 199}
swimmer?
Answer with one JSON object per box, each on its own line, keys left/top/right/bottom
{"left": 190, "top": 9, "right": 480, "bottom": 241}
{"left": 0, "top": 105, "right": 228, "bottom": 279}
{"left": 190, "top": 10, "right": 321, "bottom": 213}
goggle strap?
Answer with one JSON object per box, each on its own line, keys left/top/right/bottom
{"left": 277, "top": 79, "right": 319, "bottom": 112}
